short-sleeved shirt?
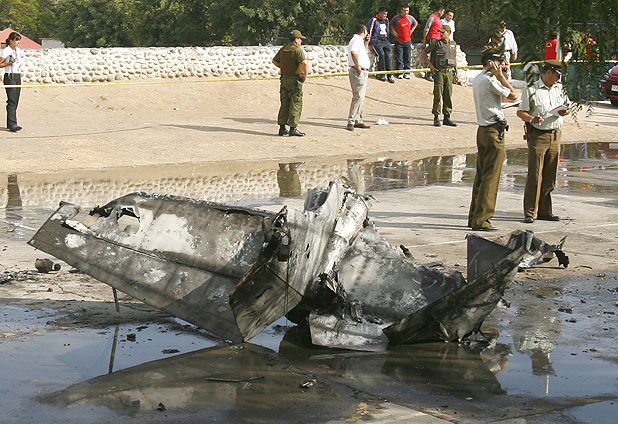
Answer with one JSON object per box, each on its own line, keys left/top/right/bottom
{"left": 441, "top": 18, "right": 455, "bottom": 36}
{"left": 545, "top": 39, "right": 558, "bottom": 60}
{"left": 1, "top": 46, "right": 21, "bottom": 73}
{"left": 518, "top": 79, "right": 568, "bottom": 130}
{"left": 348, "top": 34, "right": 371, "bottom": 69}
{"left": 473, "top": 70, "right": 511, "bottom": 126}
{"left": 273, "top": 43, "right": 306, "bottom": 76}
{"left": 391, "top": 14, "right": 417, "bottom": 43}
{"left": 424, "top": 14, "right": 443, "bottom": 41}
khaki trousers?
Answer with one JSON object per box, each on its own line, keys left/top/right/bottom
{"left": 468, "top": 124, "right": 505, "bottom": 228}
{"left": 524, "top": 128, "right": 561, "bottom": 217}
{"left": 278, "top": 75, "right": 303, "bottom": 127}
{"left": 348, "top": 68, "right": 368, "bottom": 125}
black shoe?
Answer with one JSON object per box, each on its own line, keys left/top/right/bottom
{"left": 289, "top": 128, "right": 305, "bottom": 137}
{"left": 443, "top": 117, "right": 457, "bottom": 127}
{"left": 471, "top": 225, "right": 499, "bottom": 232}
{"left": 425, "top": 73, "right": 434, "bottom": 81}
{"left": 387, "top": 76, "right": 395, "bottom": 83}
{"left": 278, "top": 126, "right": 289, "bottom": 136}
{"left": 433, "top": 116, "right": 441, "bottom": 127}
{"left": 377, "top": 75, "right": 386, "bottom": 81}
{"left": 537, "top": 214, "right": 560, "bottom": 221}
{"left": 354, "top": 122, "right": 371, "bottom": 129}
{"left": 523, "top": 216, "right": 534, "bottom": 223}
{"left": 9, "top": 125, "right": 21, "bottom": 132}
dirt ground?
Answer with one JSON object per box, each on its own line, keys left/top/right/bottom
{"left": 2, "top": 72, "right": 615, "bottom": 174}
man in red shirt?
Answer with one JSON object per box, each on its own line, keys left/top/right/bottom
{"left": 422, "top": 4, "right": 445, "bottom": 80}
{"left": 545, "top": 30, "right": 558, "bottom": 60}
{"left": 390, "top": 5, "right": 418, "bottom": 79}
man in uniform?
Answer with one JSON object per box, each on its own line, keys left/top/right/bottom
{"left": 516, "top": 60, "right": 570, "bottom": 223}
{"left": 422, "top": 25, "right": 457, "bottom": 127}
{"left": 468, "top": 46, "right": 517, "bottom": 231}
{"left": 390, "top": 5, "right": 418, "bottom": 79}
{"left": 272, "top": 30, "right": 310, "bottom": 137}
{"left": 346, "top": 24, "right": 372, "bottom": 131}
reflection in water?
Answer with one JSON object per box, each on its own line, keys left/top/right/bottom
{"left": 40, "top": 343, "right": 362, "bottom": 422}
{"left": 509, "top": 282, "right": 560, "bottom": 396}
{"left": 41, "top": 329, "right": 513, "bottom": 421}
{"left": 3, "top": 174, "right": 24, "bottom": 237}
{"left": 278, "top": 326, "right": 509, "bottom": 399}
{"left": 1, "top": 142, "right": 616, "bottom": 211}
{"left": 276, "top": 162, "right": 303, "bottom": 197}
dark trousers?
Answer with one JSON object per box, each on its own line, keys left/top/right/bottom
{"left": 372, "top": 41, "right": 392, "bottom": 77}
{"left": 394, "top": 40, "right": 411, "bottom": 71}
{"left": 277, "top": 75, "right": 303, "bottom": 128}
{"left": 524, "top": 128, "right": 561, "bottom": 218}
{"left": 4, "top": 73, "right": 20, "bottom": 128}
{"left": 468, "top": 124, "right": 505, "bottom": 229}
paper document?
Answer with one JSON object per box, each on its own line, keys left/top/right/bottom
{"left": 549, "top": 104, "right": 569, "bottom": 116}
{"left": 501, "top": 100, "right": 522, "bottom": 109}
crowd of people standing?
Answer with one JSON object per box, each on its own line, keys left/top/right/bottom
{"left": 273, "top": 4, "right": 573, "bottom": 232}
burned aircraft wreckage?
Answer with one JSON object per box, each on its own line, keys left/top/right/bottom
{"left": 28, "top": 180, "right": 568, "bottom": 352}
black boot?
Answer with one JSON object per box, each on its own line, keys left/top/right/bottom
{"left": 433, "top": 115, "right": 441, "bottom": 127}
{"left": 443, "top": 116, "right": 457, "bottom": 127}
{"left": 278, "top": 125, "right": 289, "bottom": 136}
{"left": 289, "top": 127, "right": 305, "bottom": 137}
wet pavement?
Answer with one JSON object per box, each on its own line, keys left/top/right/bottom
{"left": 1, "top": 142, "right": 617, "bottom": 423}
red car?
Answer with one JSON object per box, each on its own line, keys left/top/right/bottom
{"left": 600, "top": 64, "right": 618, "bottom": 106}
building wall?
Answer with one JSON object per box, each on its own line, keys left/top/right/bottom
{"left": 19, "top": 45, "right": 468, "bottom": 85}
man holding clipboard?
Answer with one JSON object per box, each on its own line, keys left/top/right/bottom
{"left": 516, "top": 60, "right": 570, "bottom": 223}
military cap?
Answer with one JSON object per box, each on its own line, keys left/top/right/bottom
{"left": 439, "top": 25, "right": 451, "bottom": 33}
{"left": 481, "top": 42, "right": 506, "bottom": 62}
{"left": 290, "top": 30, "right": 306, "bottom": 39}
{"left": 544, "top": 59, "right": 564, "bottom": 75}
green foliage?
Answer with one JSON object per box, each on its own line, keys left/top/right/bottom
{"left": 0, "top": 0, "right": 56, "bottom": 42}
{"left": 55, "top": 0, "right": 132, "bottom": 47}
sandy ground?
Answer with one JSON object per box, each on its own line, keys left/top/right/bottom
{"left": 2, "top": 73, "right": 616, "bottom": 174}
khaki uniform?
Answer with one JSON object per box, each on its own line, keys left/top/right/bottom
{"left": 518, "top": 79, "right": 567, "bottom": 218}
{"left": 273, "top": 43, "right": 306, "bottom": 128}
{"left": 424, "top": 40, "right": 457, "bottom": 116}
{"left": 468, "top": 69, "right": 512, "bottom": 229}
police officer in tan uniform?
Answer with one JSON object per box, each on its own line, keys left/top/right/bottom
{"left": 272, "top": 30, "right": 310, "bottom": 137}
{"left": 422, "top": 25, "right": 457, "bottom": 127}
{"left": 516, "top": 60, "right": 570, "bottom": 223}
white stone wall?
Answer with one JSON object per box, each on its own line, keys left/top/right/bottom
{"left": 18, "top": 44, "right": 467, "bottom": 85}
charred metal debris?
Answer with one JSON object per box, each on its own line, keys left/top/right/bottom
{"left": 28, "top": 180, "right": 568, "bottom": 352}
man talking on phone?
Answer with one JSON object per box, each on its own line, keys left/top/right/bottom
{"left": 468, "top": 45, "right": 517, "bottom": 232}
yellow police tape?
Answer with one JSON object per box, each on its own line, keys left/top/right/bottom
{"left": 0, "top": 59, "right": 591, "bottom": 88}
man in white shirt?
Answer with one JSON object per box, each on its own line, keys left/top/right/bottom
{"left": 441, "top": 10, "right": 455, "bottom": 40}
{"left": 498, "top": 20, "right": 518, "bottom": 79}
{"left": 347, "top": 24, "right": 372, "bottom": 131}
{"left": 468, "top": 46, "right": 517, "bottom": 231}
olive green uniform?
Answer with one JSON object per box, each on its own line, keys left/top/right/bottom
{"left": 273, "top": 43, "right": 306, "bottom": 128}
{"left": 423, "top": 39, "right": 457, "bottom": 116}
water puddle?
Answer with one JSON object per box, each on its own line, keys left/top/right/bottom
{"left": 1, "top": 274, "right": 616, "bottom": 423}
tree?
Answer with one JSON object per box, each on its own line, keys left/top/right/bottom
{"left": 54, "top": 0, "right": 132, "bottom": 47}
